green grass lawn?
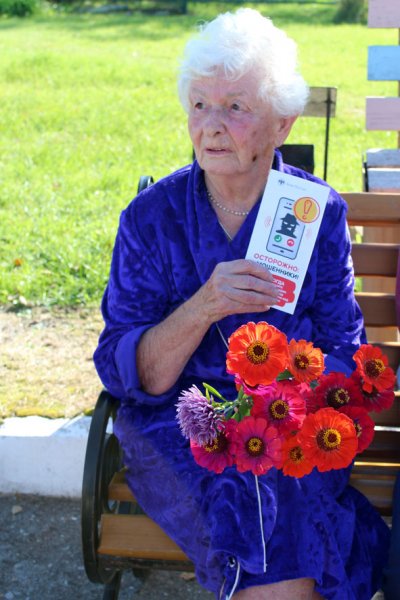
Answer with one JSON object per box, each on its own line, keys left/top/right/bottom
{"left": 0, "top": 1, "right": 397, "bottom": 308}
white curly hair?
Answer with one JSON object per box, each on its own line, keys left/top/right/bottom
{"left": 178, "top": 8, "right": 309, "bottom": 118}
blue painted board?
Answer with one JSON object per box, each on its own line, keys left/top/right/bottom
{"left": 368, "top": 47, "right": 400, "bottom": 81}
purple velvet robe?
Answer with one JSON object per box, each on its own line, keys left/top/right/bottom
{"left": 94, "top": 152, "right": 390, "bottom": 600}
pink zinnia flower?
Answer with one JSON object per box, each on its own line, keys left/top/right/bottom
{"left": 351, "top": 372, "right": 395, "bottom": 413}
{"left": 251, "top": 381, "right": 306, "bottom": 434}
{"left": 190, "top": 421, "right": 236, "bottom": 474}
{"left": 309, "top": 372, "right": 363, "bottom": 413}
{"left": 339, "top": 406, "right": 375, "bottom": 454}
{"left": 230, "top": 416, "right": 283, "bottom": 475}
{"left": 234, "top": 374, "right": 271, "bottom": 397}
{"left": 176, "top": 385, "right": 224, "bottom": 445}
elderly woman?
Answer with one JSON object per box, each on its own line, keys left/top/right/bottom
{"left": 94, "top": 9, "right": 390, "bottom": 600}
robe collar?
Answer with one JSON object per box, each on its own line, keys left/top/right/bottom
{"left": 184, "top": 150, "right": 287, "bottom": 338}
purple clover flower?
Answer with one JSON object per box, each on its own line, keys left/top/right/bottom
{"left": 176, "top": 385, "right": 224, "bottom": 445}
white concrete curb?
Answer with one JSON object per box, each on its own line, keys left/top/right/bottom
{"left": 0, "top": 415, "right": 92, "bottom": 498}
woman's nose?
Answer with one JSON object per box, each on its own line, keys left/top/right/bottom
{"left": 203, "top": 107, "right": 226, "bottom": 135}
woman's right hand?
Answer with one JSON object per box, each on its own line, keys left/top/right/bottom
{"left": 196, "top": 259, "right": 281, "bottom": 325}
{"left": 137, "top": 259, "right": 280, "bottom": 395}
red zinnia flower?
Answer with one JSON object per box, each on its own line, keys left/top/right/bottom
{"left": 353, "top": 345, "right": 396, "bottom": 393}
{"left": 281, "top": 434, "right": 314, "bottom": 478}
{"left": 190, "top": 421, "right": 236, "bottom": 474}
{"left": 339, "top": 406, "right": 375, "bottom": 454}
{"left": 287, "top": 339, "right": 325, "bottom": 383}
{"left": 251, "top": 381, "right": 306, "bottom": 434}
{"left": 351, "top": 372, "right": 395, "bottom": 413}
{"left": 230, "top": 416, "right": 283, "bottom": 475}
{"left": 309, "top": 372, "right": 363, "bottom": 413}
{"left": 298, "top": 407, "right": 358, "bottom": 472}
{"left": 226, "top": 322, "right": 289, "bottom": 387}
{"left": 296, "top": 381, "right": 314, "bottom": 414}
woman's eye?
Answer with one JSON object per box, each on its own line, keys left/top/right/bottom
{"left": 231, "top": 103, "right": 241, "bottom": 111}
{"left": 194, "top": 101, "right": 204, "bottom": 110}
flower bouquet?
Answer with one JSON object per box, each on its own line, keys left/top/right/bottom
{"left": 176, "top": 322, "right": 396, "bottom": 478}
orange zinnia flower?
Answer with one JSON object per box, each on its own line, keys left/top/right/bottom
{"left": 281, "top": 434, "right": 314, "bottom": 478}
{"left": 226, "top": 322, "right": 289, "bottom": 388}
{"left": 287, "top": 339, "right": 325, "bottom": 383}
{"left": 298, "top": 407, "right": 358, "bottom": 472}
{"left": 353, "top": 345, "right": 396, "bottom": 393}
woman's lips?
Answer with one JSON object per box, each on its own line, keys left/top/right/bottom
{"left": 205, "top": 148, "right": 230, "bottom": 154}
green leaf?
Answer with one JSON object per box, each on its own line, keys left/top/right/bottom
{"left": 236, "top": 400, "right": 251, "bottom": 421}
{"left": 202, "top": 382, "right": 226, "bottom": 402}
{"left": 224, "top": 407, "right": 234, "bottom": 419}
{"left": 276, "top": 369, "right": 293, "bottom": 381}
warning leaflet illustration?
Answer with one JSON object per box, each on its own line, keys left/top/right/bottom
{"left": 246, "top": 170, "right": 330, "bottom": 314}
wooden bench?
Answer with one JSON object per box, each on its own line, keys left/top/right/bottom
{"left": 81, "top": 191, "right": 400, "bottom": 600}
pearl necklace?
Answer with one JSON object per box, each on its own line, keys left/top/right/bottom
{"left": 206, "top": 190, "right": 250, "bottom": 217}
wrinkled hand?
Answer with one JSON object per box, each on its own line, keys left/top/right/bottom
{"left": 197, "top": 259, "right": 281, "bottom": 323}
{"left": 138, "top": 259, "right": 281, "bottom": 395}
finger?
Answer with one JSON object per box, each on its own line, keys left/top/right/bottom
{"left": 222, "top": 259, "right": 275, "bottom": 283}
{"left": 223, "top": 295, "right": 273, "bottom": 314}
{"left": 223, "top": 286, "right": 279, "bottom": 308}
{"left": 229, "top": 273, "right": 280, "bottom": 297}
{"left": 214, "top": 267, "right": 280, "bottom": 302}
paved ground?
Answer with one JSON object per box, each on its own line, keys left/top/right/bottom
{"left": 0, "top": 493, "right": 387, "bottom": 600}
{"left": 0, "top": 493, "right": 214, "bottom": 600}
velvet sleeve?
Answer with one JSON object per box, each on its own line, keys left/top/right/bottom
{"left": 93, "top": 194, "right": 181, "bottom": 405}
{"left": 310, "top": 190, "right": 366, "bottom": 369}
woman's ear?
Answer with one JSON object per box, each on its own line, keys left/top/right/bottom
{"left": 275, "top": 115, "right": 298, "bottom": 148}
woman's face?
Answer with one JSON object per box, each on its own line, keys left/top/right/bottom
{"left": 188, "top": 71, "right": 296, "bottom": 181}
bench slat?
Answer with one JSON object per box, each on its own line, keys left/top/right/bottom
{"left": 98, "top": 514, "right": 189, "bottom": 561}
{"left": 365, "top": 149, "right": 400, "bottom": 168}
{"left": 355, "top": 293, "right": 397, "bottom": 326}
{"left": 352, "top": 244, "right": 399, "bottom": 277}
{"left": 370, "top": 391, "right": 400, "bottom": 427}
{"left": 342, "top": 192, "right": 400, "bottom": 225}
{"left": 367, "top": 169, "right": 400, "bottom": 192}
{"left": 361, "top": 429, "right": 400, "bottom": 461}
{"left": 108, "top": 469, "right": 136, "bottom": 502}
{"left": 349, "top": 477, "right": 395, "bottom": 514}
{"left": 353, "top": 461, "right": 400, "bottom": 474}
